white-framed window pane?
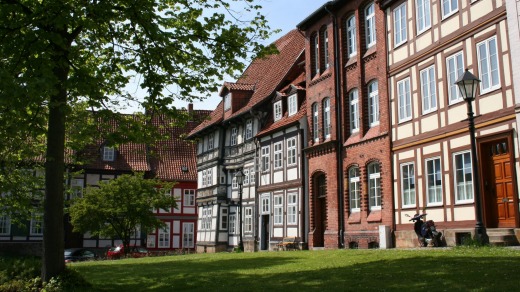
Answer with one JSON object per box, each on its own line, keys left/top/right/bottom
{"left": 421, "top": 66, "right": 437, "bottom": 113}
{"left": 288, "top": 94, "right": 298, "bottom": 116}
{"left": 261, "top": 194, "right": 270, "bottom": 214}
{"left": 365, "top": 2, "right": 376, "bottom": 48}
{"left": 287, "top": 193, "right": 298, "bottom": 225}
{"left": 184, "top": 189, "right": 195, "bottom": 206}
{"left": 0, "top": 215, "right": 11, "bottom": 235}
{"left": 274, "top": 195, "right": 283, "bottom": 225}
{"left": 312, "top": 103, "right": 319, "bottom": 141}
{"left": 229, "top": 214, "right": 236, "bottom": 234}
{"left": 208, "top": 133, "right": 214, "bottom": 150}
{"left": 224, "top": 92, "right": 232, "bottom": 111}
{"left": 274, "top": 142, "right": 283, "bottom": 169}
{"left": 158, "top": 222, "right": 170, "bottom": 248}
{"left": 313, "top": 34, "right": 320, "bottom": 75}
{"left": 368, "top": 81, "right": 379, "bottom": 126}
{"left": 442, "top": 0, "right": 458, "bottom": 18}
{"left": 261, "top": 146, "right": 270, "bottom": 171}
{"left": 323, "top": 98, "right": 331, "bottom": 138}
{"left": 416, "top": 0, "right": 431, "bottom": 33}
{"left": 368, "top": 163, "right": 381, "bottom": 210}
{"left": 70, "top": 178, "right": 84, "bottom": 200}
{"left": 393, "top": 3, "right": 407, "bottom": 46}
{"left": 447, "top": 52, "right": 464, "bottom": 104}
{"left": 231, "top": 127, "right": 238, "bottom": 146}
{"left": 182, "top": 222, "right": 194, "bottom": 248}
{"left": 274, "top": 101, "right": 283, "bottom": 121}
{"left": 245, "top": 120, "right": 253, "bottom": 140}
{"left": 323, "top": 28, "right": 330, "bottom": 69}
{"left": 243, "top": 169, "right": 249, "bottom": 185}
{"left": 346, "top": 15, "right": 357, "bottom": 57}
{"left": 30, "top": 213, "right": 43, "bottom": 236}
{"left": 245, "top": 207, "right": 253, "bottom": 232}
{"left": 287, "top": 138, "right": 297, "bottom": 166}
{"left": 478, "top": 36, "right": 500, "bottom": 93}
{"left": 249, "top": 167, "right": 256, "bottom": 184}
{"left": 349, "top": 89, "right": 359, "bottom": 133}
{"left": 455, "top": 151, "right": 473, "bottom": 202}
{"left": 232, "top": 173, "right": 238, "bottom": 189}
{"left": 426, "top": 157, "right": 443, "bottom": 204}
{"left": 220, "top": 208, "right": 228, "bottom": 230}
{"left": 398, "top": 78, "right": 412, "bottom": 122}
{"left": 348, "top": 167, "right": 360, "bottom": 211}
{"left": 401, "top": 163, "right": 416, "bottom": 207}
{"left": 102, "top": 146, "right": 115, "bottom": 161}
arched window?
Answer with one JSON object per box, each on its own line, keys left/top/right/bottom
{"left": 349, "top": 89, "right": 359, "bottom": 133}
{"left": 365, "top": 2, "right": 376, "bottom": 48}
{"left": 312, "top": 33, "right": 319, "bottom": 77}
{"left": 321, "top": 27, "right": 329, "bottom": 70}
{"left": 367, "top": 162, "right": 381, "bottom": 210}
{"left": 312, "top": 103, "right": 319, "bottom": 142}
{"left": 348, "top": 167, "right": 360, "bottom": 212}
{"left": 346, "top": 15, "right": 357, "bottom": 57}
{"left": 368, "top": 80, "right": 379, "bottom": 126}
{"left": 323, "top": 98, "right": 331, "bottom": 139}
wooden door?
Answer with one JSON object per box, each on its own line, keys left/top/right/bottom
{"left": 491, "top": 141, "right": 516, "bottom": 227}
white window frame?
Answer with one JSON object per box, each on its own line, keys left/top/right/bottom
{"left": 229, "top": 214, "right": 236, "bottom": 234}
{"left": 70, "top": 178, "right": 84, "bottom": 200}
{"left": 421, "top": 65, "right": 437, "bottom": 114}
{"left": 206, "top": 168, "right": 212, "bottom": 187}
{"left": 312, "top": 103, "right": 319, "bottom": 142}
{"left": 416, "top": 0, "right": 431, "bottom": 34}
{"left": 230, "top": 127, "right": 238, "bottom": 146}
{"left": 426, "top": 157, "right": 443, "bottom": 206}
{"left": 368, "top": 162, "right": 381, "bottom": 210}
{"left": 184, "top": 189, "right": 195, "bottom": 207}
{"left": 224, "top": 92, "right": 231, "bottom": 111}
{"left": 158, "top": 222, "right": 170, "bottom": 248}
{"left": 323, "top": 28, "right": 330, "bottom": 70}
{"left": 323, "top": 98, "right": 331, "bottom": 139}
{"left": 393, "top": 2, "right": 407, "bottom": 47}
{"left": 368, "top": 81, "right": 379, "bottom": 126}
{"left": 441, "top": 0, "right": 458, "bottom": 19}
{"left": 274, "top": 141, "right": 283, "bottom": 169}
{"left": 287, "top": 137, "right": 297, "bottom": 166}
{"left": 365, "top": 2, "right": 376, "bottom": 48}
{"left": 261, "top": 194, "right": 270, "bottom": 214}
{"left": 232, "top": 173, "right": 238, "bottom": 189}
{"left": 454, "top": 151, "right": 474, "bottom": 203}
{"left": 447, "top": 51, "right": 464, "bottom": 104}
{"left": 0, "top": 215, "right": 10, "bottom": 235}
{"left": 30, "top": 213, "right": 43, "bottom": 236}
{"left": 348, "top": 167, "right": 361, "bottom": 212}
{"left": 250, "top": 167, "right": 255, "bottom": 184}
{"left": 477, "top": 36, "right": 500, "bottom": 94}
{"left": 208, "top": 132, "right": 214, "bottom": 150}
{"left": 261, "top": 145, "right": 270, "bottom": 172}
{"left": 220, "top": 208, "right": 228, "bottom": 230}
{"left": 401, "top": 163, "right": 416, "bottom": 208}
{"left": 287, "top": 193, "right": 297, "bottom": 225}
{"left": 245, "top": 120, "right": 253, "bottom": 140}
{"left": 288, "top": 94, "right": 298, "bottom": 116}
{"left": 243, "top": 168, "right": 249, "bottom": 185}
{"left": 346, "top": 15, "right": 357, "bottom": 57}
{"left": 349, "top": 89, "right": 359, "bottom": 133}
{"left": 202, "top": 170, "right": 207, "bottom": 187}
{"left": 273, "top": 195, "right": 283, "bottom": 225}
{"left": 182, "top": 222, "right": 195, "bottom": 248}
{"left": 102, "top": 146, "right": 115, "bottom": 161}
{"left": 245, "top": 207, "right": 253, "bottom": 233}
{"left": 274, "top": 101, "right": 283, "bottom": 121}
{"left": 398, "top": 78, "right": 412, "bottom": 122}
{"left": 313, "top": 34, "right": 320, "bottom": 75}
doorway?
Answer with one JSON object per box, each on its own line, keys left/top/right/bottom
{"left": 313, "top": 174, "right": 327, "bottom": 247}
{"left": 261, "top": 215, "right": 269, "bottom": 250}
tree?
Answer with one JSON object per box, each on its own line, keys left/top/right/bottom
{"left": 69, "top": 174, "right": 176, "bottom": 255}
{"left": 0, "top": 0, "right": 274, "bottom": 281}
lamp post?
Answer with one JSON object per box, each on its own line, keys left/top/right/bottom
{"left": 235, "top": 169, "right": 246, "bottom": 251}
{"left": 455, "top": 69, "right": 489, "bottom": 245}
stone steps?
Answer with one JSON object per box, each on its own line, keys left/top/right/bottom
{"left": 487, "top": 228, "right": 519, "bottom": 246}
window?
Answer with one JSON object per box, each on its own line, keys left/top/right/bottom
{"left": 398, "top": 78, "right": 412, "bottom": 122}
{"left": 288, "top": 94, "right": 298, "bottom": 116}
{"left": 421, "top": 66, "right": 437, "bottom": 114}
{"left": 230, "top": 127, "right": 238, "bottom": 146}
{"left": 245, "top": 120, "right": 253, "bottom": 140}
{"left": 184, "top": 189, "right": 195, "bottom": 206}
{"left": 70, "top": 178, "right": 84, "bottom": 200}
{"left": 243, "top": 168, "right": 249, "bottom": 185}
{"left": 348, "top": 167, "right": 360, "bottom": 212}
{"left": 346, "top": 15, "right": 357, "bottom": 57}
{"left": 393, "top": 3, "right": 407, "bottom": 46}
{"left": 249, "top": 167, "right": 255, "bottom": 184}
{"left": 349, "top": 89, "right": 359, "bottom": 133}
{"left": 323, "top": 98, "right": 331, "bottom": 139}
{"left": 182, "top": 223, "right": 194, "bottom": 248}
{"left": 368, "top": 162, "right": 381, "bottom": 210}
{"left": 201, "top": 207, "right": 212, "bottom": 230}
{"left": 102, "top": 146, "right": 115, "bottom": 161}
{"left": 365, "top": 2, "right": 376, "bottom": 48}
{"left": 454, "top": 151, "right": 473, "bottom": 202}
{"left": 401, "top": 163, "right": 416, "bottom": 207}
{"left": 447, "top": 51, "right": 464, "bottom": 104}
{"left": 201, "top": 170, "right": 207, "bottom": 187}
{"left": 224, "top": 92, "right": 231, "bottom": 111}
{"left": 274, "top": 142, "right": 283, "bottom": 169}
{"left": 158, "top": 222, "right": 170, "bottom": 248}
{"left": 220, "top": 208, "right": 228, "bottom": 230}
{"left": 426, "top": 157, "right": 443, "bottom": 205}
{"left": 442, "top": 0, "right": 458, "bottom": 19}
{"left": 245, "top": 207, "right": 253, "bottom": 232}
{"left": 416, "top": 0, "right": 431, "bottom": 33}
{"left": 274, "top": 101, "right": 283, "bottom": 121}
{"left": 287, "top": 137, "right": 297, "bottom": 166}
{"left": 232, "top": 173, "right": 238, "bottom": 189}
{"left": 206, "top": 168, "right": 212, "bottom": 186}
{"left": 208, "top": 133, "right": 214, "bottom": 150}
{"left": 0, "top": 215, "right": 10, "bottom": 235}
{"left": 477, "top": 36, "right": 500, "bottom": 93}
{"left": 30, "top": 213, "right": 43, "bottom": 236}
{"left": 368, "top": 81, "right": 379, "bottom": 126}
{"left": 312, "top": 103, "right": 319, "bottom": 142}
{"left": 287, "top": 193, "right": 297, "bottom": 225}
{"left": 274, "top": 195, "right": 283, "bottom": 225}
{"left": 322, "top": 28, "right": 330, "bottom": 70}
{"left": 229, "top": 214, "right": 236, "bottom": 234}
{"left": 261, "top": 146, "right": 270, "bottom": 171}
{"left": 261, "top": 194, "right": 270, "bottom": 214}
{"left": 313, "top": 34, "right": 320, "bottom": 76}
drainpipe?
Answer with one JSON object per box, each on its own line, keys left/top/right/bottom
{"left": 325, "top": 4, "right": 345, "bottom": 249}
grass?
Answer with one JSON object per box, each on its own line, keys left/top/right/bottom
{"left": 67, "top": 247, "right": 520, "bottom": 291}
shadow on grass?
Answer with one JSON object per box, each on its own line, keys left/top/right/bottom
{"left": 73, "top": 251, "right": 520, "bottom": 291}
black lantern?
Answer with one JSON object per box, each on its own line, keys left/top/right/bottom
{"left": 234, "top": 169, "right": 245, "bottom": 251}
{"left": 456, "top": 69, "right": 480, "bottom": 101}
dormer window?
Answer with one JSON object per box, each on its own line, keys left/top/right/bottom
{"left": 274, "top": 101, "right": 282, "bottom": 121}
{"left": 224, "top": 92, "right": 232, "bottom": 111}
{"left": 245, "top": 120, "right": 253, "bottom": 140}
{"left": 102, "top": 146, "right": 115, "bottom": 161}
{"left": 288, "top": 94, "right": 297, "bottom": 116}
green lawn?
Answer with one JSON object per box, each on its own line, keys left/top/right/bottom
{"left": 69, "top": 247, "right": 520, "bottom": 291}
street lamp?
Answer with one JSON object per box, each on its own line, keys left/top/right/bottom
{"left": 455, "top": 69, "right": 489, "bottom": 245}
{"left": 235, "top": 169, "right": 246, "bottom": 251}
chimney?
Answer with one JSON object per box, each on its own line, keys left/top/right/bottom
{"left": 188, "top": 103, "right": 193, "bottom": 115}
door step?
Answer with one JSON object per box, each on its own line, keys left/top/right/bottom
{"left": 487, "top": 228, "right": 519, "bottom": 246}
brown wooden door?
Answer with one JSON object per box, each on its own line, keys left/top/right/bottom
{"left": 491, "top": 142, "right": 516, "bottom": 227}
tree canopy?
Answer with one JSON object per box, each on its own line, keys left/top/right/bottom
{"left": 0, "top": 0, "right": 274, "bottom": 281}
